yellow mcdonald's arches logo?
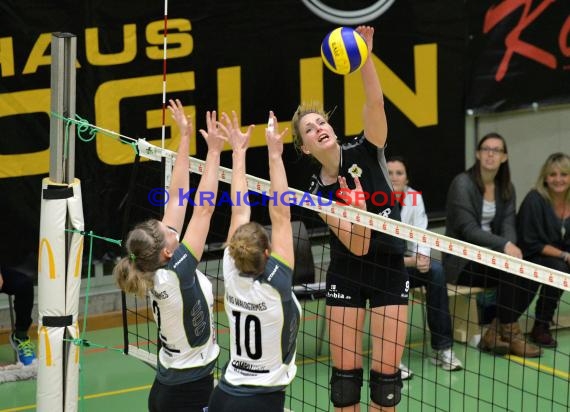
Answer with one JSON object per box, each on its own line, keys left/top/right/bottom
{"left": 73, "top": 322, "right": 80, "bottom": 364}
{"left": 38, "top": 238, "right": 56, "bottom": 280}
{"left": 39, "top": 326, "right": 52, "bottom": 366}
{"left": 74, "top": 238, "right": 84, "bottom": 278}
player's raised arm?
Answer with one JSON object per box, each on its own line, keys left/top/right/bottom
{"left": 162, "top": 99, "right": 192, "bottom": 233}
{"left": 223, "top": 111, "right": 255, "bottom": 243}
{"left": 181, "top": 110, "right": 226, "bottom": 261}
{"left": 265, "top": 111, "right": 294, "bottom": 268}
{"left": 357, "top": 26, "right": 388, "bottom": 148}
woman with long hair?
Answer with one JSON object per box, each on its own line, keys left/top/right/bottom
{"left": 291, "top": 26, "right": 408, "bottom": 411}
{"left": 208, "top": 111, "right": 301, "bottom": 412}
{"left": 387, "top": 156, "right": 462, "bottom": 375}
{"left": 113, "top": 99, "right": 226, "bottom": 412}
{"left": 518, "top": 152, "right": 570, "bottom": 348}
{"left": 444, "top": 132, "right": 541, "bottom": 358}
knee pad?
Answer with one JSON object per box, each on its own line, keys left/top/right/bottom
{"left": 370, "top": 369, "right": 403, "bottom": 407}
{"left": 330, "top": 367, "right": 363, "bottom": 407}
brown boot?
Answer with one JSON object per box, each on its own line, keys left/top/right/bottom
{"left": 529, "top": 321, "right": 558, "bottom": 348}
{"left": 500, "top": 322, "right": 542, "bottom": 358}
{"left": 478, "top": 318, "right": 510, "bottom": 355}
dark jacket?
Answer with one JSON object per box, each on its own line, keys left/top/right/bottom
{"left": 517, "top": 189, "right": 570, "bottom": 258}
{"left": 443, "top": 172, "right": 517, "bottom": 283}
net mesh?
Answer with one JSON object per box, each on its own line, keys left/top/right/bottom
{"left": 119, "top": 146, "right": 570, "bottom": 411}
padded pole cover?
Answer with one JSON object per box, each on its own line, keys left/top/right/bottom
{"left": 37, "top": 178, "right": 84, "bottom": 412}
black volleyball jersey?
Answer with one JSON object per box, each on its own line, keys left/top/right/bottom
{"left": 308, "top": 135, "right": 406, "bottom": 258}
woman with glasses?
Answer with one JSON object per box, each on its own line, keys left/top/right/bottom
{"left": 113, "top": 99, "right": 225, "bottom": 412}
{"left": 444, "top": 132, "right": 541, "bottom": 358}
{"left": 517, "top": 152, "right": 570, "bottom": 348}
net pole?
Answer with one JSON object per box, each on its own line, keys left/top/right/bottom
{"left": 38, "top": 32, "right": 83, "bottom": 412}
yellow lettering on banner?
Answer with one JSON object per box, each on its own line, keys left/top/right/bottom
{"left": 74, "top": 238, "right": 84, "bottom": 278}
{"left": 344, "top": 44, "right": 438, "bottom": 133}
{"left": 39, "top": 326, "right": 52, "bottom": 366}
{"left": 39, "top": 238, "right": 56, "bottom": 280}
{"left": 0, "top": 37, "right": 15, "bottom": 77}
{"left": 0, "top": 89, "right": 50, "bottom": 178}
{"left": 22, "top": 33, "right": 52, "bottom": 75}
{"left": 146, "top": 19, "right": 193, "bottom": 59}
{"left": 95, "top": 71, "right": 196, "bottom": 165}
{"left": 300, "top": 57, "right": 324, "bottom": 108}
{"left": 85, "top": 24, "right": 137, "bottom": 66}
{"left": 217, "top": 58, "right": 324, "bottom": 149}
{"left": 146, "top": 107, "right": 197, "bottom": 155}
{"left": 217, "top": 67, "right": 242, "bottom": 149}
{"left": 294, "top": 57, "right": 325, "bottom": 143}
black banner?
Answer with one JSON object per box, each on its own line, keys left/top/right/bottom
{"left": 0, "top": 0, "right": 466, "bottom": 266}
{"left": 467, "top": 0, "right": 570, "bottom": 113}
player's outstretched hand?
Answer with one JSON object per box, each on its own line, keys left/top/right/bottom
{"left": 265, "top": 110, "right": 288, "bottom": 158}
{"left": 199, "top": 110, "right": 227, "bottom": 154}
{"left": 168, "top": 99, "right": 193, "bottom": 139}
{"left": 222, "top": 111, "right": 254, "bottom": 155}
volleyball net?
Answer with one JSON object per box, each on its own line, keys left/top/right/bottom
{"left": 118, "top": 138, "right": 570, "bottom": 411}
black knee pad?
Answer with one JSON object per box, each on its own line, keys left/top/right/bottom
{"left": 330, "top": 367, "right": 363, "bottom": 407}
{"left": 370, "top": 369, "right": 403, "bottom": 407}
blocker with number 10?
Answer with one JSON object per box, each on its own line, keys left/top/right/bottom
{"left": 320, "top": 27, "right": 369, "bottom": 75}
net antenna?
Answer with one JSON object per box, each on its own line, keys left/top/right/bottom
{"left": 120, "top": 0, "right": 171, "bottom": 368}
{"left": 160, "top": 0, "right": 174, "bottom": 192}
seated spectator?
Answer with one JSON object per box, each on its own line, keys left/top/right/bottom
{"left": 517, "top": 152, "right": 570, "bottom": 348}
{"left": 1, "top": 266, "right": 36, "bottom": 365}
{"left": 387, "top": 157, "right": 462, "bottom": 377}
{"left": 443, "top": 133, "right": 541, "bottom": 358}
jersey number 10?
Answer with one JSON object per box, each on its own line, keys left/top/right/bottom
{"left": 232, "top": 311, "right": 262, "bottom": 360}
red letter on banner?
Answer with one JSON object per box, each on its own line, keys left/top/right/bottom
{"left": 483, "top": 0, "right": 556, "bottom": 81}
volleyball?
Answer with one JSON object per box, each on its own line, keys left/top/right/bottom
{"left": 321, "top": 27, "right": 368, "bottom": 75}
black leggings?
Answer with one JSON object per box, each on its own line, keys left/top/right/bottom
{"left": 456, "top": 262, "right": 538, "bottom": 324}
{"left": 208, "top": 386, "right": 285, "bottom": 412}
{"left": 0, "top": 267, "right": 34, "bottom": 333}
{"left": 528, "top": 256, "right": 569, "bottom": 324}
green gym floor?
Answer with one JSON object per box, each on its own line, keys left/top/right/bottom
{"left": 0, "top": 298, "right": 569, "bottom": 412}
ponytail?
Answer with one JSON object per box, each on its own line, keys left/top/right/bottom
{"left": 228, "top": 222, "right": 270, "bottom": 276}
{"left": 112, "top": 219, "right": 165, "bottom": 296}
{"left": 113, "top": 257, "right": 154, "bottom": 297}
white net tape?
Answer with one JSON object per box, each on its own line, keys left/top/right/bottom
{"left": 136, "top": 139, "right": 570, "bottom": 292}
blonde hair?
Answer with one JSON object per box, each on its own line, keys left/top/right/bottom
{"left": 534, "top": 152, "right": 570, "bottom": 205}
{"left": 113, "top": 219, "right": 165, "bottom": 296}
{"left": 291, "top": 102, "right": 330, "bottom": 153}
{"left": 228, "top": 222, "right": 270, "bottom": 276}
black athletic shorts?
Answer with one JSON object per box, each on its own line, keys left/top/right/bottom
{"left": 208, "top": 386, "right": 285, "bottom": 412}
{"left": 325, "top": 253, "right": 409, "bottom": 308}
{"left": 148, "top": 373, "right": 213, "bottom": 412}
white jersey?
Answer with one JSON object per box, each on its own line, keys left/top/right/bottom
{"left": 400, "top": 185, "right": 430, "bottom": 257}
{"left": 219, "top": 247, "right": 301, "bottom": 395}
{"left": 150, "top": 241, "right": 219, "bottom": 385}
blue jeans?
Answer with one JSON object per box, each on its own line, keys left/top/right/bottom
{"left": 408, "top": 260, "right": 453, "bottom": 350}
